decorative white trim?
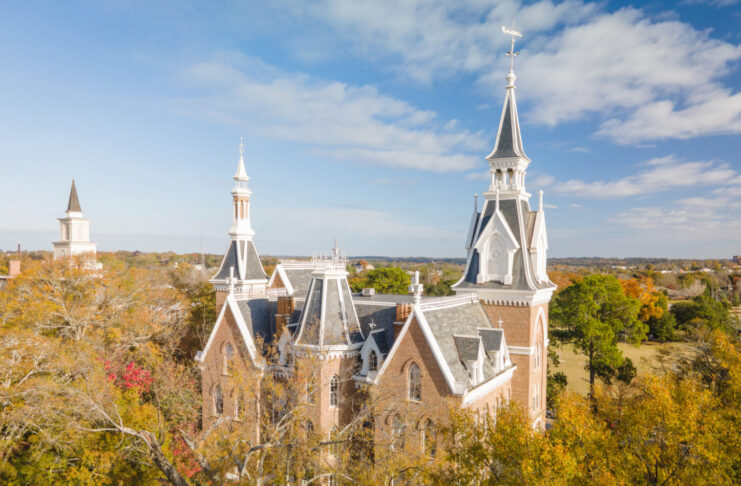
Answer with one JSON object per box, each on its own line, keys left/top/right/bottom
{"left": 197, "top": 294, "right": 262, "bottom": 368}
{"left": 508, "top": 345, "right": 535, "bottom": 356}
{"left": 473, "top": 205, "right": 520, "bottom": 285}
{"left": 462, "top": 365, "right": 516, "bottom": 407}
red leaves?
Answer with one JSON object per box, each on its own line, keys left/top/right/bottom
{"left": 103, "top": 359, "right": 154, "bottom": 395}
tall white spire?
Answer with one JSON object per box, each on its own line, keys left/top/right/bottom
{"left": 229, "top": 137, "right": 254, "bottom": 238}
{"left": 485, "top": 23, "right": 530, "bottom": 198}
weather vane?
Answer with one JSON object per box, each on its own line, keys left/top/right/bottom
{"left": 502, "top": 21, "right": 522, "bottom": 72}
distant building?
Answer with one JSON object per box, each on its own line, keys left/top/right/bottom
{"left": 53, "top": 180, "right": 102, "bottom": 269}
{"left": 0, "top": 258, "right": 21, "bottom": 290}
{"left": 733, "top": 255, "right": 741, "bottom": 264}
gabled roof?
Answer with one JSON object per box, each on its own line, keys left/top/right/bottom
{"left": 67, "top": 180, "right": 81, "bottom": 212}
{"left": 453, "top": 335, "right": 480, "bottom": 362}
{"left": 196, "top": 294, "right": 274, "bottom": 366}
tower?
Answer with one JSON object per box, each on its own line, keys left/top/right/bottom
{"left": 452, "top": 26, "right": 556, "bottom": 427}
{"left": 53, "top": 180, "right": 100, "bottom": 265}
{"left": 211, "top": 139, "right": 268, "bottom": 308}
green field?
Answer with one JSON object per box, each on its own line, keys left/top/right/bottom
{"left": 553, "top": 341, "right": 695, "bottom": 395}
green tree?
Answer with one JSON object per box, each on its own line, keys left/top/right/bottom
{"left": 350, "top": 267, "right": 411, "bottom": 295}
{"left": 550, "top": 274, "right": 645, "bottom": 396}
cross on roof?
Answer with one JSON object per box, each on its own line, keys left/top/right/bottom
{"left": 497, "top": 316, "right": 504, "bottom": 328}
{"left": 502, "top": 22, "right": 522, "bottom": 72}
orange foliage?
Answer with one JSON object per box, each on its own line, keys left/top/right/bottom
{"left": 620, "top": 277, "right": 663, "bottom": 321}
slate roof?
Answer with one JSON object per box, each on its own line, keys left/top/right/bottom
{"left": 355, "top": 302, "right": 397, "bottom": 349}
{"left": 370, "top": 330, "right": 390, "bottom": 355}
{"left": 212, "top": 240, "right": 268, "bottom": 282}
{"left": 420, "top": 301, "right": 499, "bottom": 385}
{"left": 294, "top": 277, "right": 364, "bottom": 347}
{"left": 453, "top": 335, "right": 480, "bottom": 362}
{"left": 487, "top": 85, "right": 528, "bottom": 162}
{"left": 234, "top": 298, "right": 275, "bottom": 348}
{"left": 479, "top": 328, "right": 504, "bottom": 353}
{"left": 67, "top": 180, "right": 81, "bottom": 212}
{"left": 282, "top": 267, "right": 315, "bottom": 295}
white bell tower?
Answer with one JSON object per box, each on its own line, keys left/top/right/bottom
{"left": 53, "top": 180, "right": 100, "bottom": 267}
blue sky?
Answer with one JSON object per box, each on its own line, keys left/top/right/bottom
{"left": 1, "top": 0, "right": 740, "bottom": 258}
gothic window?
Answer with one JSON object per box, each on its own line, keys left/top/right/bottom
{"left": 330, "top": 375, "right": 339, "bottom": 407}
{"left": 214, "top": 385, "right": 223, "bottom": 415}
{"left": 223, "top": 342, "right": 234, "bottom": 374}
{"left": 328, "top": 475, "right": 337, "bottom": 486}
{"left": 307, "top": 378, "right": 315, "bottom": 405}
{"left": 391, "top": 414, "right": 405, "bottom": 450}
{"left": 305, "top": 421, "right": 314, "bottom": 441}
{"left": 369, "top": 350, "right": 378, "bottom": 372}
{"left": 423, "top": 419, "right": 437, "bottom": 457}
{"left": 235, "top": 392, "right": 245, "bottom": 420}
{"left": 408, "top": 363, "right": 421, "bottom": 402}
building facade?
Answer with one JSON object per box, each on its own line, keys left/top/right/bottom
{"left": 197, "top": 60, "right": 555, "bottom": 468}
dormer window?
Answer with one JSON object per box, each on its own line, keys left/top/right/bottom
{"left": 368, "top": 351, "right": 378, "bottom": 372}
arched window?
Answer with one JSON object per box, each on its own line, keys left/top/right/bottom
{"left": 330, "top": 375, "right": 339, "bottom": 407}
{"left": 234, "top": 392, "right": 245, "bottom": 420}
{"left": 305, "top": 421, "right": 314, "bottom": 441}
{"left": 369, "top": 351, "right": 378, "bottom": 372}
{"left": 408, "top": 363, "right": 421, "bottom": 402}
{"left": 214, "top": 385, "right": 223, "bottom": 415}
{"left": 329, "top": 427, "right": 339, "bottom": 457}
{"left": 391, "top": 414, "right": 404, "bottom": 450}
{"left": 307, "top": 378, "right": 315, "bottom": 405}
{"left": 223, "top": 342, "right": 234, "bottom": 374}
{"left": 423, "top": 419, "right": 437, "bottom": 457}
{"left": 534, "top": 341, "right": 541, "bottom": 371}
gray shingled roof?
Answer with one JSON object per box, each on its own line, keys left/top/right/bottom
{"left": 479, "top": 328, "right": 503, "bottom": 353}
{"left": 453, "top": 335, "right": 480, "bottom": 362}
{"left": 212, "top": 240, "right": 268, "bottom": 282}
{"left": 355, "top": 303, "right": 397, "bottom": 350}
{"left": 283, "top": 268, "right": 315, "bottom": 295}
{"left": 67, "top": 180, "right": 81, "bottom": 212}
{"left": 294, "top": 277, "right": 364, "bottom": 347}
{"left": 234, "top": 298, "right": 275, "bottom": 349}
{"left": 371, "top": 330, "right": 390, "bottom": 355}
{"left": 420, "top": 301, "right": 499, "bottom": 385}
{"left": 488, "top": 98, "right": 518, "bottom": 159}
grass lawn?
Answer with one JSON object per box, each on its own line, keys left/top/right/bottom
{"left": 553, "top": 341, "right": 696, "bottom": 395}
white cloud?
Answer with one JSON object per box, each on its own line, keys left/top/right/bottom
{"left": 539, "top": 156, "right": 739, "bottom": 198}
{"left": 179, "top": 57, "right": 486, "bottom": 172}
{"left": 280, "top": 1, "right": 741, "bottom": 143}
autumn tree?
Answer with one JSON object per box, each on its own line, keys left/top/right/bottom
{"left": 551, "top": 274, "right": 645, "bottom": 396}
{"left": 350, "top": 267, "right": 411, "bottom": 295}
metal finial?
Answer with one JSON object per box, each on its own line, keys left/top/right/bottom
{"left": 502, "top": 22, "right": 522, "bottom": 74}
{"left": 239, "top": 136, "right": 245, "bottom": 159}
{"left": 539, "top": 190, "right": 544, "bottom": 211}
{"left": 473, "top": 193, "right": 478, "bottom": 211}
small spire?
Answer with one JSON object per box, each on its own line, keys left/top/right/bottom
{"left": 234, "top": 136, "right": 249, "bottom": 182}
{"left": 473, "top": 193, "right": 478, "bottom": 211}
{"left": 495, "top": 189, "right": 500, "bottom": 212}
{"left": 538, "top": 190, "right": 544, "bottom": 211}
{"left": 67, "top": 179, "right": 81, "bottom": 212}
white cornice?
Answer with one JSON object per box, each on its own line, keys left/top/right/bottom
{"left": 462, "top": 365, "right": 516, "bottom": 407}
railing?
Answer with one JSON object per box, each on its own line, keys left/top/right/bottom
{"left": 231, "top": 287, "right": 288, "bottom": 300}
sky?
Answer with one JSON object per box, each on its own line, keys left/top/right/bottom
{"left": 0, "top": 0, "right": 740, "bottom": 259}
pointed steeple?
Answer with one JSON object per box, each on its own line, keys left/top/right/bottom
{"left": 67, "top": 179, "right": 82, "bottom": 213}
{"left": 484, "top": 25, "right": 530, "bottom": 197}
{"left": 234, "top": 136, "right": 249, "bottom": 182}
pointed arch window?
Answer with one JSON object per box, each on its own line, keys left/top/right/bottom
{"left": 329, "top": 427, "right": 339, "bottom": 457}
{"left": 214, "top": 385, "right": 223, "bottom": 415}
{"left": 307, "top": 378, "right": 315, "bottom": 405}
{"left": 329, "top": 375, "right": 339, "bottom": 408}
{"left": 408, "top": 363, "right": 421, "bottom": 402}
{"left": 368, "top": 350, "right": 378, "bottom": 372}
{"left": 391, "top": 414, "right": 405, "bottom": 450}
{"left": 305, "top": 421, "right": 314, "bottom": 441}
{"left": 223, "top": 342, "right": 234, "bottom": 374}
{"left": 423, "top": 419, "right": 437, "bottom": 457}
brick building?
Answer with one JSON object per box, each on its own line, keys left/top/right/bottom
{"left": 196, "top": 58, "right": 556, "bottom": 470}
